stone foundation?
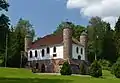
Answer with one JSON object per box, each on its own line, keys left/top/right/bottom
{"left": 27, "top": 59, "right": 89, "bottom": 74}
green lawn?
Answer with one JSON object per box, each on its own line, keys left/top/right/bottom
{"left": 0, "top": 68, "right": 120, "bottom": 83}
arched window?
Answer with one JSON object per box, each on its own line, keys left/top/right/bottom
{"left": 76, "top": 47, "right": 79, "bottom": 54}
{"left": 42, "top": 49, "right": 45, "bottom": 57}
{"left": 35, "top": 50, "right": 37, "bottom": 57}
{"left": 78, "top": 55, "right": 81, "bottom": 60}
{"left": 81, "top": 48, "right": 83, "bottom": 55}
{"left": 53, "top": 46, "right": 56, "bottom": 53}
{"left": 46, "top": 47, "right": 50, "bottom": 54}
{"left": 30, "top": 51, "right": 32, "bottom": 58}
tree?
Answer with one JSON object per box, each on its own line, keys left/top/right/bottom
{"left": 114, "top": 17, "right": 120, "bottom": 58}
{"left": 101, "top": 23, "right": 117, "bottom": 63}
{"left": 0, "top": 0, "right": 9, "bottom": 11}
{"left": 0, "top": 0, "right": 10, "bottom": 50}
{"left": 60, "top": 61, "right": 72, "bottom": 75}
{"left": 53, "top": 21, "right": 85, "bottom": 40}
{"left": 5, "top": 18, "right": 35, "bottom": 67}
{"left": 87, "top": 17, "right": 108, "bottom": 60}
{"left": 98, "top": 59, "right": 111, "bottom": 70}
{"left": 0, "top": 0, "right": 10, "bottom": 65}
{"left": 111, "top": 57, "right": 120, "bottom": 78}
{"left": 89, "top": 60, "right": 102, "bottom": 78}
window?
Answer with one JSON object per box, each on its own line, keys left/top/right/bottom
{"left": 42, "top": 49, "right": 45, "bottom": 57}
{"left": 53, "top": 54, "right": 57, "bottom": 57}
{"left": 76, "top": 47, "right": 79, "bottom": 54}
{"left": 35, "top": 50, "right": 38, "bottom": 57}
{"left": 53, "top": 46, "right": 56, "bottom": 53}
{"left": 30, "top": 51, "right": 32, "bottom": 58}
{"left": 78, "top": 55, "right": 81, "bottom": 60}
{"left": 81, "top": 48, "right": 83, "bottom": 55}
{"left": 46, "top": 47, "right": 50, "bottom": 54}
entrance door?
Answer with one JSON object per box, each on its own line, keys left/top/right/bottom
{"left": 41, "top": 64, "right": 45, "bottom": 73}
{"left": 36, "top": 63, "right": 39, "bottom": 69}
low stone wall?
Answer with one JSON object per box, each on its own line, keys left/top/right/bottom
{"left": 27, "top": 59, "right": 90, "bottom": 74}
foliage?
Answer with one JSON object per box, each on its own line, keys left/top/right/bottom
{"left": 98, "top": 59, "right": 111, "bottom": 70}
{"left": 89, "top": 60, "right": 102, "bottom": 78}
{"left": 79, "top": 63, "right": 86, "bottom": 75}
{"left": 114, "top": 17, "right": 120, "bottom": 58}
{"left": 87, "top": 17, "right": 117, "bottom": 63}
{"left": 0, "top": 0, "right": 10, "bottom": 66}
{"left": 87, "top": 17, "right": 106, "bottom": 60}
{"left": 60, "top": 61, "right": 72, "bottom": 75}
{"left": 2, "top": 18, "right": 35, "bottom": 67}
{"left": 101, "top": 23, "right": 117, "bottom": 63}
{"left": 87, "top": 17, "right": 107, "bottom": 59}
{"left": 0, "top": 0, "right": 9, "bottom": 11}
{"left": 111, "top": 57, "right": 120, "bottom": 78}
{"left": 53, "top": 21, "right": 85, "bottom": 40}
{"left": 111, "top": 17, "right": 120, "bottom": 77}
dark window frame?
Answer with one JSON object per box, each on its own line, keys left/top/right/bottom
{"left": 35, "top": 50, "right": 38, "bottom": 57}
{"left": 42, "top": 49, "right": 45, "bottom": 57}
{"left": 53, "top": 54, "right": 57, "bottom": 57}
{"left": 53, "top": 46, "right": 56, "bottom": 53}
{"left": 30, "top": 51, "right": 32, "bottom": 58}
{"left": 81, "top": 48, "right": 83, "bottom": 55}
{"left": 46, "top": 47, "right": 50, "bottom": 54}
{"left": 76, "top": 47, "right": 79, "bottom": 54}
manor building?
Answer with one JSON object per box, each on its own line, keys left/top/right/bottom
{"left": 25, "top": 23, "right": 88, "bottom": 73}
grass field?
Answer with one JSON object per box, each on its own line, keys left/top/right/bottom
{"left": 0, "top": 68, "right": 120, "bottom": 83}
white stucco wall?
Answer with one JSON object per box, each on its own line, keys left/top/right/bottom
{"left": 28, "top": 44, "right": 63, "bottom": 61}
{"left": 72, "top": 44, "right": 85, "bottom": 60}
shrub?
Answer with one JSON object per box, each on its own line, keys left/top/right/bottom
{"left": 89, "top": 60, "right": 102, "bottom": 78}
{"left": 111, "top": 57, "right": 120, "bottom": 78}
{"left": 98, "top": 59, "right": 111, "bottom": 70}
{"left": 80, "top": 63, "right": 86, "bottom": 75}
{"left": 60, "top": 61, "right": 72, "bottom": 75}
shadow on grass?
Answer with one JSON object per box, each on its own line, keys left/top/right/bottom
{"left": 0, "top": 77, "right": 72, "bottom": 83}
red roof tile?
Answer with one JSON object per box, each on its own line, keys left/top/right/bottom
{"left": 29, "top": 33, "right": 63, "bottom": 49}
{"left": 29, "top": 33, "right": 83, "bottom": 49}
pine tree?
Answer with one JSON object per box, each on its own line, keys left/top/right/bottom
{"left": 114, "top": 17, "right": 120, "bottom": 58}
{"left": 101, "top": 23, "right": 117, "bottom": 63}
{"left": 0, "top": 0, "right": 10, "bottom": 65}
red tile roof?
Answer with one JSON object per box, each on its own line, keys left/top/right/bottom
{"left": 29, "top": 33, "right": 63, "bottom": 49}
{"left": 29, "top": 33, "right": 83, "bottom": 49}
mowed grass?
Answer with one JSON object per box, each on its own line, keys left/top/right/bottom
{"left": 0, "top": 68, "right": 120, "bottom": 83}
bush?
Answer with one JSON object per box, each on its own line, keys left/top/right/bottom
{"left": 111, "top": 57, "right": 120, "bottom": 78}
{"left": 60, "top": 61, "right": 72, "bottom": 75}
{"left": 111, "top": 63, "right": 115, "bottom": 74}
{"left": 98, "top": 59, "right": 111, "bottom": 70}
{"left": 80, "top": 63, "right": 86, "bottom": 75}
{"left": 89, "top": 60, "right": 102, "bottom": 78}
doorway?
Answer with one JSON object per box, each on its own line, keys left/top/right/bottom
{"left": 41, "top": 64, "right": 45, "bottom": 73}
